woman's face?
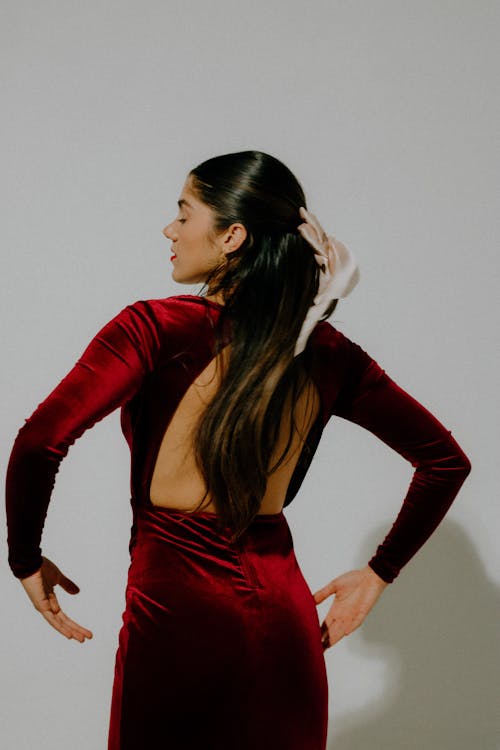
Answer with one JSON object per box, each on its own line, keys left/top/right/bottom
{"left": 162, "top": 175, "right": 246, "bottom": 286}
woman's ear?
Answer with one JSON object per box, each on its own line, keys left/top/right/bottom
{"left": 223, "top": 223, "right": 248, "bottom": 255}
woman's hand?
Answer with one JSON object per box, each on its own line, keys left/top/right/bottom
{"left": 313, "top": 565, "right": 389, "bottom": 651}
{"left": 19, "top": 556, "right": 93, "bottom": 643}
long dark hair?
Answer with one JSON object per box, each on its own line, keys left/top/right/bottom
{"left": 186, "top": 150, "right": 338, "bottom": 540}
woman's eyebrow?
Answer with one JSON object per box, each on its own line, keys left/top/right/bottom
{"left": 177, "top": 199, "right": 193, "bottom": 210}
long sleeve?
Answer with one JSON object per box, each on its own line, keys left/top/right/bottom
{"left": 5, "top": 300, "right": 162, "bottom": 580}
{"left": 331, "top": 330, "right": 472, "bottom": 584}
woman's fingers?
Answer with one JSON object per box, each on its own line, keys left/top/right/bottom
{"left": 320, "top": 621, "right": 348, "bottom": 650}
{"left": 58, "top": 575, "right": 80, "bottom": 595}
{"left": 40, "top": 605, "right": 93, "bottom": 642}
{"left": 320, "top": 621, "right": 330, "bottom": 650}
{"left": 323, "top": 620, "right": 348, "bottom": 648}
{"left": 41, "top": 608, "right": 82, "bottom": 641}
{"left": 19, "top": 558, "right": 94, "bottom": 642}
{"left": 315, "top": 569, "right": 381, "bottom": 650}
{"left": 54, "top": 608, "right": 93, "bottom": 641}
{"left": 38, "top": 591, "right": 93, "bottom": 642}
{"left": 49, "top": 594, "right": 92, "bottom": 635}
{"left": 320, "top": 607, "right": 359, "bottom": 649}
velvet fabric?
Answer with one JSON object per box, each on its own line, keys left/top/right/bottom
{"left": 108, "top": 505, "right": 328, "bottom": 749}
{"left": 5, "top": 294, "right": 472, "bottom": 748}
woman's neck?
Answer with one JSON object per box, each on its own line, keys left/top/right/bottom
{"left": 204, "top": 293, "right": 225, "bottom": 306}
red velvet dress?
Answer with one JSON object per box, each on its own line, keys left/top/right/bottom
{"left": 5, "top": 294, "right": 471, "bottom": 749}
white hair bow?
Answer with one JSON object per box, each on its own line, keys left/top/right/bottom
{"left": 294, "top": 206, "right": 360, "bottom": 356}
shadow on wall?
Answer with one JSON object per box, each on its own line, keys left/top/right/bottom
{"left": 327, "top": 520, "right": 500, "bottom": 749}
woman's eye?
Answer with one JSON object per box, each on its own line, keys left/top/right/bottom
{"left": 177, "top": 218, "right": 186, "bottom": 224}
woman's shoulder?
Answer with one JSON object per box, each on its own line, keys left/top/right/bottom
{"left": 120, "top": 294, "right": 216, "bottom": 326}
{"left": 309, "top": 320, "right": 387, "bottom": 386}
{"left": 115, "top": 294, "right": 217, "bottom": 350}
{"left": 309, "top": 320, "right": 357, "bottom": 355}
{"left": 89, "top": 294, "right": 217, "bottom": 371}
{"left": 124, "top": 293, "right": 210, "bottom": 311}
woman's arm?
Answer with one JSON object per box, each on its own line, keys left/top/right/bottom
{"left": 331, "top": 329, "right": 472, "bottom": 584}
{"left": 5, "top": 300, "right": 161, "bottom": 580}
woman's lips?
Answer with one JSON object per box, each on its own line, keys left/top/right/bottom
{"left": 170, "top": 253, "right": 177, "bottom": 261}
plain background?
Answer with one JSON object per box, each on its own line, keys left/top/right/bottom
{"left": 1, "top": 1, "right": 499, "bottom": 747}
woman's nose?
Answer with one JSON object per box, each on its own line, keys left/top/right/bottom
{"left": 163, "top": 223, "right": 174, "bottom": 239}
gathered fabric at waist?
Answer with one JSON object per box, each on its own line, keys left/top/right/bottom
{"left": 127, "top": 503, "right": 299, "bottom": 596}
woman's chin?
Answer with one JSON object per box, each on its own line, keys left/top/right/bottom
{"left": 172, "top": 269, "right": 209, "bottom": 286}
{"left": 171, "top": 271, "right": 200, "bottom": 286}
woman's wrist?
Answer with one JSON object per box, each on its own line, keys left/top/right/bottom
{"left": 363, "top": 564, "right": 390, "bottom": 588}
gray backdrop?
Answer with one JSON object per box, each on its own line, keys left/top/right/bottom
{"left": 2, "top": 1, "right": 499, "bottom": 748}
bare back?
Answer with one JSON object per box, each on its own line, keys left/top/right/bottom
{"left": 149, "top": 345, "right": 321, "bottom": 514}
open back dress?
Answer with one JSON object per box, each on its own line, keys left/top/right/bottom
{"left": 5, "top": 294, "right": 471, "bottom": 749}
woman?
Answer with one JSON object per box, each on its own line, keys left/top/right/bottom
{"left": 5, "top": 150, "right": 471, "bottom": 749}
